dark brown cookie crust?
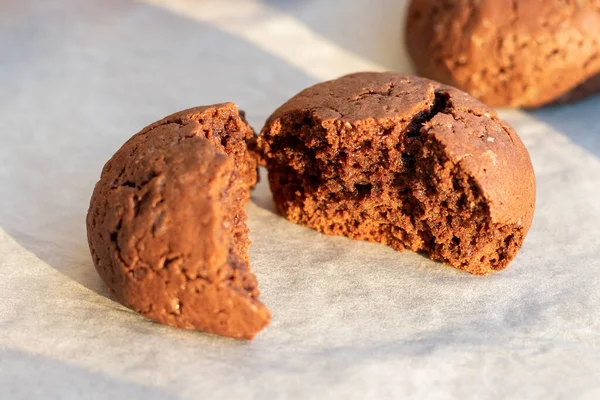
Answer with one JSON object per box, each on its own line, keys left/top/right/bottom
{"left": 257, "top": 72, "right": 535, "bottom": 275}
{"left": 406, "top": 0, "right": 600, "bottom": 108}
{"left": 86, "top": 103, "right": 270, "bottom": 339}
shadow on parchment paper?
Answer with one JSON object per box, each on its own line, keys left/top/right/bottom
{"left": 0, "top": 348, "right": 179, "bottom": 400}
{"left": 259, "top": 0, "right": 414, "bottom": 73}
{"left": 0, "top": 0, "right": 315, "bottom": 298}
{"left": 252, "top": 168, "right": 278, "bottom": 214}
{"left": 529, "top": 95, "right": 600, "bottom": 160}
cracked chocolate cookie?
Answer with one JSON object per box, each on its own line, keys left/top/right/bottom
{"left": 86, "top": 103, "right": 270, "bottom": 339}
{"left": 406, "top": 0, "right": 600, "bottom": 108}
{"left": 256, "top": 72, "right": 535, "bottom": 275}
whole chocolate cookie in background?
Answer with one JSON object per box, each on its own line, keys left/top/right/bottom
{"left": 256, "top": 72, "right": 535, "bottom": 275}
{"left": 86, "top": 103, "right": 270, "bottom": 340}
{"left": 405, "top": 0, "right": 600, "bottom": 108}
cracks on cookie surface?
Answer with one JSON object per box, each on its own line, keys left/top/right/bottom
{"left": 351, "top": 82, "right": 396, "bottom": 101}
{"left": 110, "top": 217, "right": 129, "bottom": 270}
{"left": 406, "top": 91, "right": 449, "bottom": 138}
{"left": 509, "top": 0, "right": 519, "bottom": 25}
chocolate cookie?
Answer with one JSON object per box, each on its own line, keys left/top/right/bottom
{"left": 405, "top": 0, "right": 600, "bottom": 108}
{"left": 256, "top": 72, "right": 535, "bottom": 275}
{"left": 86, "top": 103, "right": 270, "bottom": 339}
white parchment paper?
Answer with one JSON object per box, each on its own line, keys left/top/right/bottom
{"left": 1, "top": 0, "right": 600, "bottom": 398}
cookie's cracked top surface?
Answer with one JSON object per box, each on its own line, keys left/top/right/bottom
{"left": 87, "top": 103, "right": 269, "bottom": 339}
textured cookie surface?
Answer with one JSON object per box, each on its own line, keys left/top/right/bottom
{"left": 257, "top": 72, "right": 535, "bottom": 275}
{"left": 86, "top": 103, "right": 270, "bottom": 339}
{"left": 406, "top": 0, "right": 600, "bottom": 108}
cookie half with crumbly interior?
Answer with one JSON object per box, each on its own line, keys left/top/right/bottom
{"left": 256, "top": 72, "right": 535, "bottom": 275}
{"left": 86, "top": 103, "right": 270, "bottom": 339}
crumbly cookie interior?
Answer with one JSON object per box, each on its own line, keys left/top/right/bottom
{"left": 260, "top": 92, "right": 523, "bottom": 274}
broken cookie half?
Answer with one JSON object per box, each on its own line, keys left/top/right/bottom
{"left": 256, "top": 72, "right": 536, "bottom": 275}
{"left": 86, "top": 103, "right": 270, "bottom": 339}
